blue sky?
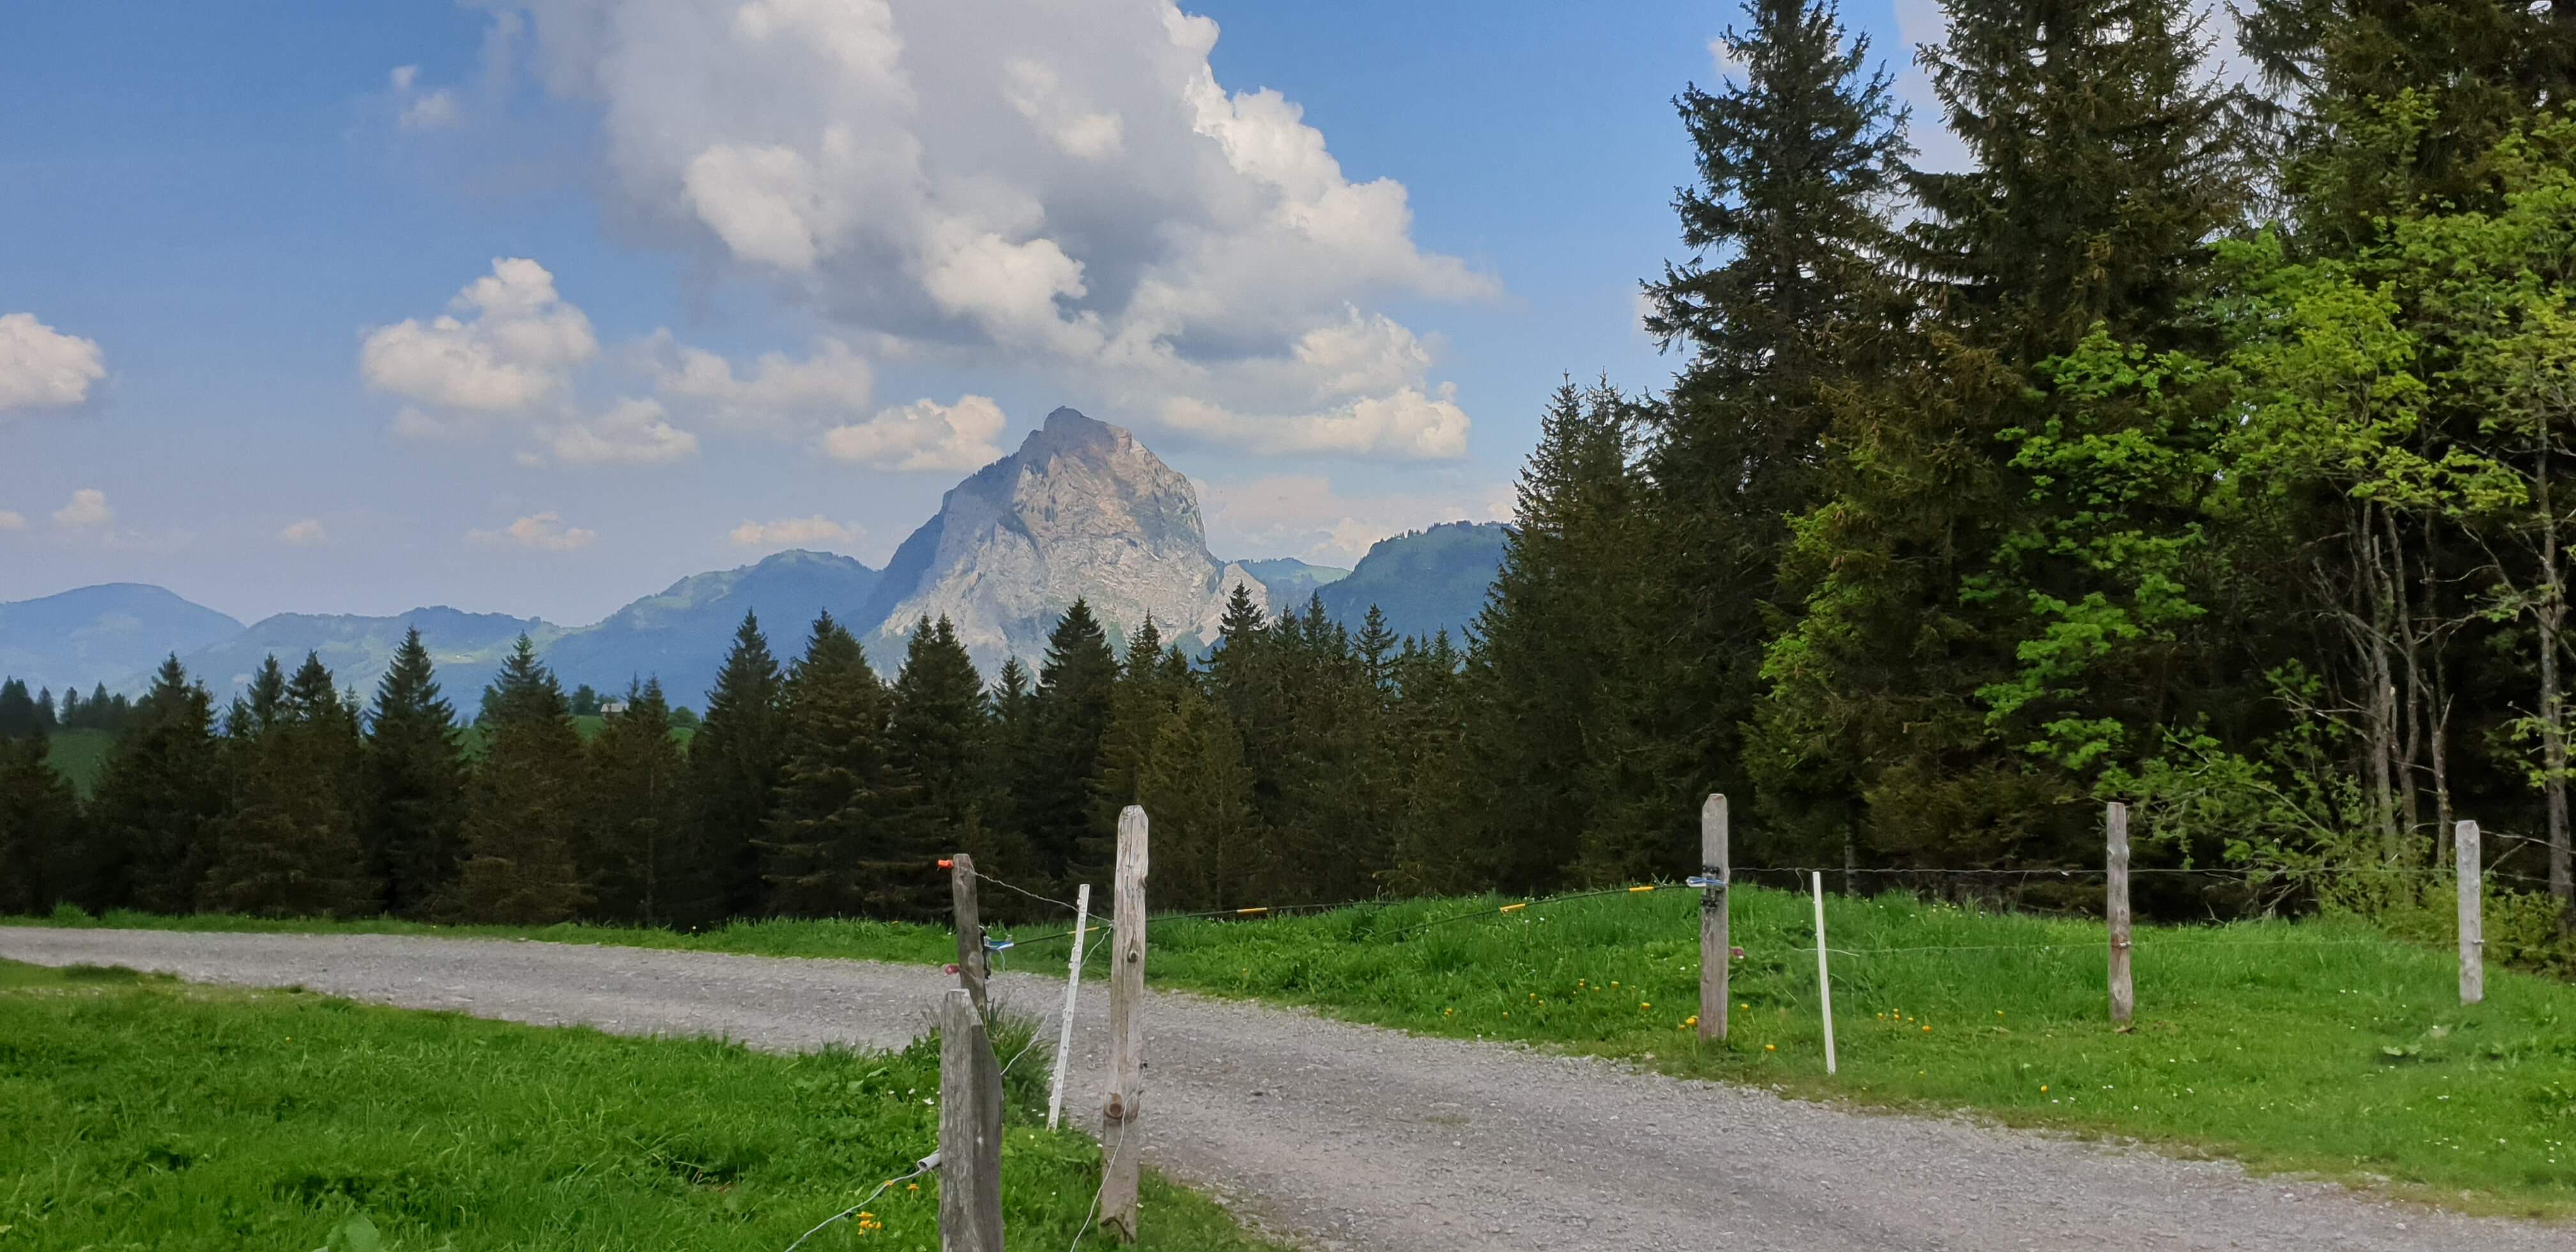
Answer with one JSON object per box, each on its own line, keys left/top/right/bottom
{"left": 1, "top": 1, "right": 1929, "bottom": 625}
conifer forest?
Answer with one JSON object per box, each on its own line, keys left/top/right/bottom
{"left": 8, "top": 0, "right": 2576, "bottom": 968}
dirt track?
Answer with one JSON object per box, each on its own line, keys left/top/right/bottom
{"left": 3, "top": 928, "right": 2565, "bottom": 1251}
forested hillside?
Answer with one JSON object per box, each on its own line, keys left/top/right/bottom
{"left": 4, "top": 0, "right": 2574, "bottom": 964}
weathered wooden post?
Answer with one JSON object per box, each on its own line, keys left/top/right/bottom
{"left": 937, "top": 988, "right": 1004, "bottom": 1252}
{"left": 950, "top": 853, "right": 988, "bottom": 1012}
{"left": 1046, "top": 882, "right": 1092, "bottom": 1130}
{"left": 2107, "top": 802, "right": 2134, "bottom": 1029}
{"left": 2458, "top": 821, "right": 2484, "bottom": 1006}
{"left": 1100, "top": 805, "right": 1149, "bottom": 1242}
{"left": 1697, "top": 793, "right": 1729, "bottom": 1042}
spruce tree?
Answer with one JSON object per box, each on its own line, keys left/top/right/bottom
{"left": 457, "top": 636, "right": 588, "bottom": 923}
{"left": 684, "top": 611, "right": 787, "bottom": 923}
{"left": 888, "top": 616, "right": 1002, "bottom": 887}
{"left": 89, "top": 657, "right": 224, "bottom": 912}
{"left": 1469, "top": 381, "right": 1651, "bottom": 891}
{"left": 1017, "top": 599, "right": 1117, "bottom": 883}
{"left": 364, "top": 628, "right": 468, "bottom": 917}
{"left": 1758, "top": 0, "right": 2248, "bottom": 871}
{"left": 201, "top": 655, "right": 377, "bottom": 918}
{"left": 0, "top": 680, "right": 34, "bottom": 738}
{"left": 1091, "top": 615, "right": 1184, "bottom": 832}
{"left": 762, "top": 613, "right": 897, "bottom": 917}
{"left": 1634, "top": 0, "right": 1912, "bottom": 871}
{"left": 56, "top": 685, "right": 83, "bottom": 731}
{"left": 1135, "top": 687, "right": 1261, "bottom": 911}
{"left": 1354, "top": 607, "right": 1399, "bottom": 692}
{"left": 32, "top": 687, "right": 55, "bottom": 734}
{"left": 0, "top": 733, "right": 82, "bottom": 914}
{"left": 583, "top": 678, "right": 687, "bottom": 925}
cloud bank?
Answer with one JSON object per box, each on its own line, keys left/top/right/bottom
{"left": 420, "top": 0, "right": 1492, "bottom": 459}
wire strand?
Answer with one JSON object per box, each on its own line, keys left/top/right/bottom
{"left": 782, "top": 1157, "right": 935, "bottom": 1252}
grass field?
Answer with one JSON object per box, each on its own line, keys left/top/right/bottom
{"left": 38, "top": 728, "right": 114, "bottom": 797}
{"left": 19, "top": 885, "right": 2576, "bottom": 1216}
{"left": 0, "top": 958, "right": 1281, "bottom": 1251}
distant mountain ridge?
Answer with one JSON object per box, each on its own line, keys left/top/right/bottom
{"left": 0, "top": 584, "right": 245, "bottom": 698}
{"left": 1236, "top": 558, "right": 1351, "bottom": 606}
{"left": 1, "top": 411, "right": 1510, "bottom": 705}
{"left": 1315, "top": 521, "right": 1508, "bottom": 645}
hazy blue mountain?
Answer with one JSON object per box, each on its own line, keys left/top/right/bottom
{"left": 1236, "top": 557, "right": 1351, "bottom": 606}
{"left": 1316, "top": 521, "right": 1509, "bottom": 644}
{"left": 859, "top": 407, "right": 1266, "bottom": 671}
{"left": 544, "top": 549, "right": 881, "bottom": 704}
{"left": 178, "top": 606, "right": 555, "bottom": 704}
{"left": 0, "top": 583, "right": 245, "bottom": 697}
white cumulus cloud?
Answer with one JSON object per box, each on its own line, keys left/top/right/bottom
{"left": 51, "top": 489, "right": 112, "bottom": 531}
{"left": 468, "top": 511, "right": 597, "bottom": 551}
{"left": 0, "top": 510, "right": 24, "bottom": 531}
{"left": 647, "top": 333, "right": 875, "bottom": 434}
{"left": 279, "top": 518, "right": 326, "bottom": 545}
{"left": 728, "top": 515, "right": 862, "bottom": 547}
{"left": 549, "top": 397, "right": 699, "bottom": 464}
{"left": 0, "top": 313, "right": 107, "bottom": 414}
{"left": 461, "top": 0, "right": 1494, "bottom": 460}
{"left": 820, "top": 394, "right": 1008, "bottom": 473}
{"left": 363, "top": 257, "right": 597, "bottom": 414}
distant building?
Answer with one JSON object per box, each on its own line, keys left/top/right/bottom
{"left": 598, "top": 699, "right": 629, "bottom": 716}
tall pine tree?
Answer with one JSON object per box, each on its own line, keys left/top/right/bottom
{"left": 583, "top": 678, "right": 688, "bottom": 925}
{"left": 1018, "top": 599, "right": 1117, "bottom": 883}
{"left": 364, "top": 628, "right": 467, "bottom": 917}
{"left": 888, "top": 616, "right": 1004, "bottom": 876}
{"left": 684, "top": 611, "right": 787, "bottom": 923}
{"left": 90, "top": 657, "right": 224, "bottom": 912}
{"left": 457, "top": 636, "right": 588, "bottom": 923}
{"left": 0, "top": 733, "right": 82, "bottom": 914}
{"left": 762, "top": 613, "right": 898, "bottom": 917}
{"left": 201, "top": 653, "right": 377, "bottom": 918}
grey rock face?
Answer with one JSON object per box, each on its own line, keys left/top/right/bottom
{"left": 861, "top": 406, "right": 1266, "bottom": 671}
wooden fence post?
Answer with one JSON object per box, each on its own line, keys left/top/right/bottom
{"left": 1100, "top": 806, "right": 1149, "bottom": 1243}
{"left": 938, "top": 988, "right": 1004, "bottom": 1252}
{"left": 2107, "top": 802, "right": 2134, "bottom": 1030}
{"left": 1698, "top": 794, "right": 1729, "bottom": 1042}
{"left": 1809, "top": 871, "right": 1836, "bottom": 1076}
{"left": 2458, "top": 821, "right": 2484, "bottom": 1006}
{"left": 1046, "top": 882, "right": 1092, "bottom": 1130}
{"left": 951, "top": 853, "right": 987, "bottom": 1012}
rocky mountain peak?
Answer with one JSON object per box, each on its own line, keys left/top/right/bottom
{"left": 861, "top": 407, "right": 1264, "bottom": 670}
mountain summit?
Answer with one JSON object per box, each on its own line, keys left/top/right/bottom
{"left": 861, "top": 407, "right": 1266, "bottom": 668}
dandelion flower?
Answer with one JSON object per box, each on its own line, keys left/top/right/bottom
{"left": 1920, "top": 1025, "right": 1931, "bottom": 1034}
{"left": 1765, "top": 1044, "right": 1776, "bottom": 1051}
{"left": 2041, "top": 1085, "right": 2048, "bottom": 1093}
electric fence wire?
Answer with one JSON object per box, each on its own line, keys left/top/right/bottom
{"left": 781, "top": 1156, "right": 937, "bottom": 1252}
{"left": 972, "top": 866, "right": 1087, "bottom": 915}
{"left": 1067, "top": 1113, "right": 1131, "bottom": 1251}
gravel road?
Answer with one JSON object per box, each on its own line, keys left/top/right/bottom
{"left": 3, "top": 928, "right": 2565, "bottom": 1251}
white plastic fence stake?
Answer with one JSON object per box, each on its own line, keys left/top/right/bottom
{"left": 1810, "top": 870, "right": 1836, "bottom": 1076}
{"left": 2457, "top": 821, "right": 2483, "bottom": 1006}
{"left": 1046, "top": 882, "right": 1092, "bottom": 1130}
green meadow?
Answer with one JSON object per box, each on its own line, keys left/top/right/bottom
{"left": 0, "top": 959, "right": 1281, "bottom": 1250}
